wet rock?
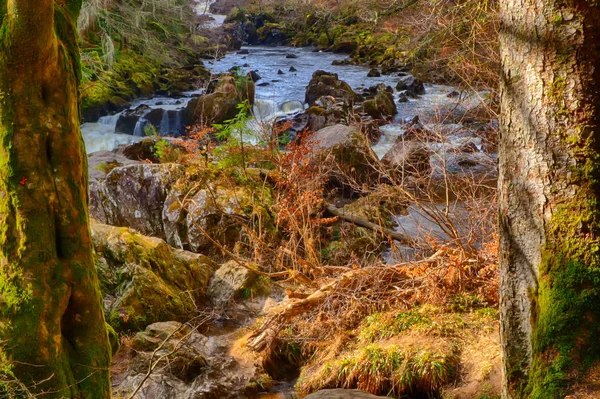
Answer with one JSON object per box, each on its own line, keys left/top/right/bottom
{"left": 305, "top": 70, "right": 357, "bottom": 106}
{"left": 90, "top": 163, "right": 184, "bottom": 239}
{"left": 382, "top": 140, "right": 432, "bottom": 176}
{"left": 115, "top": 104, "right": 151, "bottom": 135}
{"left": 277, "top": 69, "right": 285, "bottom": 75}
{"left": 285, "top": 53, "right": 298, "bottom": 59}
{"left": 258, "top": 82, "right": 270, "bottom": 87}
{"left": 306, "top": 96, "right": 348, "bottom": 131}
{"left": 289, "top": 66, "right": 298, "bottom": 72}
{"left": 248, "top": 70, "right": 261, "bottom": 82}
{"left": 237, "top": 49, "right": 249, "bottom": 55}
{"left": 398, "top": 92, "right": 409, "bottom": 103}
{"left": 361, "top": 88, "right": 397, "bottom": 121}
{"left": 395, "top": 76, "right": 425, "bottom": 96}
{"left": 305, "top": 389, "right": 391, "bottom": 399}
{"left": 92, "top": 223, "right": 216, "bottom": 332}
{"left": 367, "top": 68, "right": 381, "bottom": 77}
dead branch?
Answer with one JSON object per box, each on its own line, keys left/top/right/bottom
{"left": 324, "top": 203, "right": 414, "bottom": 244}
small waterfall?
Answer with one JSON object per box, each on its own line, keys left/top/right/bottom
{"left": 174, "top": 111, "right": 183, "bottom": 136}
{"left": 98, "top": 114, "right": 121, "bottom": 125}
{"left": 159, "top": 110, "right": 170, "bottom": 135}
{"left": 253, "top": 99, "right": 278, "bottom": 120}
{"left": 133, "top": 120, "right": 147, "bottom": 137}
{"left": 281, "top": 100, "right": 304, "bottom": 113}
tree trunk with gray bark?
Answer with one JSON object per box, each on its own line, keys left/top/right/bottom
{"left": 499, "top": 1, "right": 600, "bottom": 398}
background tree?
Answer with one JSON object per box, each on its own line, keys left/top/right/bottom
{"left": 0, "top": 1, "right": 111, "bottom": 397}
{"left": 499, "top": 1, "right": 600, "bottom": 398}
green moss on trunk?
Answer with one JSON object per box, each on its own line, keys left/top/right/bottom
{"left": 0, "top": 1, "right": 111, "bottom": 398}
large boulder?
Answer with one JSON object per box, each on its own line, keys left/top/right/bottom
{"left": 305, "top": 390, "right": 390, "bottom": 399}
{"left": 305, "top": 70, "right": 357, "bottom": 106}
{"left": 307, "top": 125, "right": 382, "bottom": 195}
{"left": 90, "top": 163, "right": 184, "bottom": 239}
{"left": 92, "top": 223, "right": 217, "bottom": 332}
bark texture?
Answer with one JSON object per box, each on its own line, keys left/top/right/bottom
{"left": 0, "top": 1, "right": 111, "bottom": 398}
{"left": 499, "top": 0, "right": 600, "bottom": 398}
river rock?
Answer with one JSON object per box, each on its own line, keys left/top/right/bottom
{"left": 248, "top": 70, "right": 261, "bottom": 82}
{"left": 395, "top": 76, "right": 425, "bottom": 96}
{"left": 286, "top": 53, "right": 298, "bottom": 59}
{"left": 305, "top": 390, "right": 391, "bottom": 399}
{"left": 186, "top": 74, "right": 255, "bottom": 126}
{"left": 92, "top": 222, "right": 216, "bottom": 332}
{"left": 305, "top": 70, "right": 357, "bottom": 106}
{"left": 307, "top": 125, "right": 382, "bottom": 195}
{"left": 115, "top": 104, "right": 151, "bottom": 135}
{"left": 382, "top": 140, "right": 432, "bottom": 176}
{"left": 361, "top": 89, "right": 397, "bottom": 120}
{"left": 367, "top": 68, "right": 381, "bottom": 77}
{"left": 90, "top": 163, "right": 184, "bottom": 239}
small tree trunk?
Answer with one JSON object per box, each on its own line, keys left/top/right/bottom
{"left": 0, "top": 1, "right": 111, "bottom": 398}
{"left": 499, "top": 1, "right": 600, "bottom": 398}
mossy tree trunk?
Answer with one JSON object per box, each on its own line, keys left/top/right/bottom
{"left": 499, "top": 1, "right": 600, "bottom": 398}
{"left": 0, "top": 1, "right": 111, "bottom": 398}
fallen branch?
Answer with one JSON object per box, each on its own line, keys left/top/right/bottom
{"left": 324, "top": 203, "right": 413, "bottom": 244}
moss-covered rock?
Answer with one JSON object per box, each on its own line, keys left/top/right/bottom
{"left": 92, "top": 222, "right": 217, "bottom": 332}
{"left": 187, "top": 74, "right": 255, "bottom": 126}
{"left": 361, "top": 89, "right": 397, "bottom": 121}
{"left": 305, "top": 70, "right": 357, "bottom": 106}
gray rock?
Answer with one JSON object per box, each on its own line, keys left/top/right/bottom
{"left": 305, "top": 389, "right": 390, "bottom": 398}
{"left": 207, "top": 261, "right": 257, "bottom": 306}
{"left": 90, "top": 163, "right": 184, "bottom": 239}
{"left": 395, "top": 76, "right": 425, "bottom": 96}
